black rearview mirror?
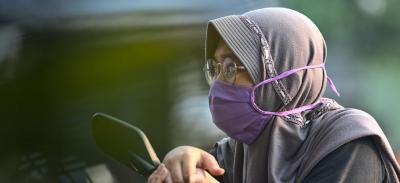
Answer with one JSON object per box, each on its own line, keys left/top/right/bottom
{"left": 91, "top": 113, "right": 160, "bottom": 177}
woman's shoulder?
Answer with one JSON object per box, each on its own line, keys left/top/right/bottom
{"left": 308, "top": 107, "right": 385, "bottom": 152}
{"left": 305, "top": 99, "right": 379, "bottom": 130}
{"left": 297, "top": 108, "right": 392, "bottom": 181}
{"left": 313, "top": 107, "right": 382, "bottom": 135}
{"left": 323, "top": 107, "right": 376, "bottom": 122}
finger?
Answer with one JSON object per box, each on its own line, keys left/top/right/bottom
{"left": 182, "top": 153, "right": 197, "bottom": 182}
{"left": 148, "top": 164, "right": 168, "bottom": 183}
{"left": 148, "top": 164, "right": 162, "bottom": 183}
{"left": 167, "top": 160, "right": 184, "bottom": 183}
{"left": 199, "top": 152, "right": 225, "bottom": 176}
{"left": 204, "top": 170, "right": 220, "bottom": 183}
{"left": 163, "top": 173, "right": 173, "bottom": 183}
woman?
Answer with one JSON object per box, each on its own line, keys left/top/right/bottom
{"left": 148, "top": 7, "right": 400, "bottom": 183}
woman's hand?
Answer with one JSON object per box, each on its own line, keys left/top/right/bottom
{"left": 162, "top": 146, "right": 225, "bottom": 183}
{"left": 147, "top": 163, "right": 220, "bottom": 183}
{"left": 190, "top": 168, "right": 221, "bottom": 183}
{"left": 147, "top": 164, "right": 172, "bottom": 183}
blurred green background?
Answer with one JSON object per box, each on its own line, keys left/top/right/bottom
{"left": 0, "top": 0, "right": 399, "bottom": 182}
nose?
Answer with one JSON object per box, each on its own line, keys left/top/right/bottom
{"left": 215, "top": 64, "right": 225, "bottom": 81}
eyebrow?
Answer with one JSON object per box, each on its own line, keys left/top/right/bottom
{"left": 214, "top": 52, "right": 238, "bottom": 62}
{"left": 215, "top": 54, "right": 245, "bottom": 67}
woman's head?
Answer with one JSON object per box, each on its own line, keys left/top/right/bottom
{"left": 205, "top": 7, "right": 327, "bottom": 112}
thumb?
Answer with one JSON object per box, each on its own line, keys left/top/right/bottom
{"left": 199, "top": 152, "right": 225, "bottom": 176}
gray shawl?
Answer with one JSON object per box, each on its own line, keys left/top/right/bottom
{"left": 205, "top": 7, "right": 400, "bottom": 183}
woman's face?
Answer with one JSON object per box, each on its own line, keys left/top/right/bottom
{"left": 213, "top": 39, "right": 254, "bottom": 87}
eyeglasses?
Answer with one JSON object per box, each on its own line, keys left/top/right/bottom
{"left": 203, "top": 57, "right": 246, "bottom": 85}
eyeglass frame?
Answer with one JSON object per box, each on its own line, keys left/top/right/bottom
{"left": 203, "top": 57, "right": 247, "bottom": 85}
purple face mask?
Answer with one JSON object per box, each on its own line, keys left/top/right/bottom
{"left": 209, "top": 63, "right": 340, "bottom": 144}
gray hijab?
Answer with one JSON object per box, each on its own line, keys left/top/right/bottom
{"left": 205, "top": 7, "right": 400, "bottom": 183}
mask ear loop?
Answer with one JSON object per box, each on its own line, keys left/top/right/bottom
{"left": 250, "top": 64, "right": 340, "bottom": 116}
{"left": 326, "top": 76, "right": 340, "bottom": 96}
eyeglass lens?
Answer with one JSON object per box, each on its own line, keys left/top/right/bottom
{"left": 204, "top": 57, "right": 238, "bottom": 84}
